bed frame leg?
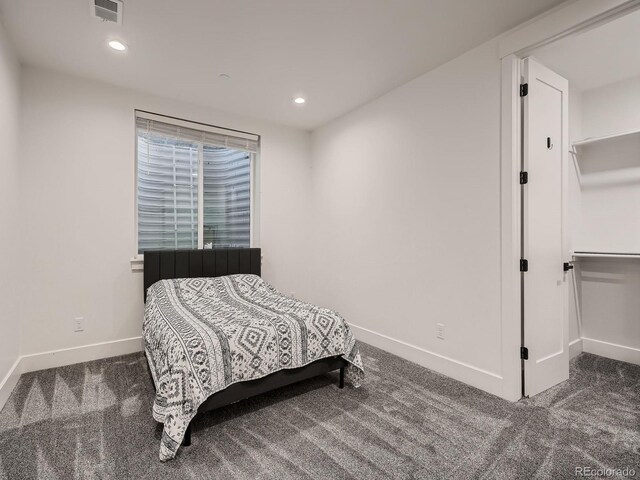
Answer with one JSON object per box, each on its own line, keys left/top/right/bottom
{"left": 183, "top": 423, "right": 192, "bottom": 447}
{"left": 339, "top": 366, "right": 345, "bottom": 389}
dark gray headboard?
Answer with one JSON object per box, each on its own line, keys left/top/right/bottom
{"left": 143, "top": 248, "right": 261, "bottom": 302}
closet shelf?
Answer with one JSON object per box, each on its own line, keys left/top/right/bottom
{"left": 572, "top": 129, "right": 640, "bottom": 148}
{"left": 572, "top": 251, "right": 640, "bottom": 259}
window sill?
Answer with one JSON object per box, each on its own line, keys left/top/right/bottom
{"left": 130, "top": 256, "right": 144, "bottom": 272}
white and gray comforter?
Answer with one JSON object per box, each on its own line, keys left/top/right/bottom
{"left": 143, "top": 274, "right": 364, "bottom": 461}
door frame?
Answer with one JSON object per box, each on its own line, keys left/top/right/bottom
{"left": 498, "top": 0, "right": 640, "bottom": 401}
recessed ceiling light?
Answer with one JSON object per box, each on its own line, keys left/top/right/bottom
{"left": 108, "top": 40, "right": 127, "bottom": 52}
{"left": 293, "top": 97, "right": 306, "bottom": 104}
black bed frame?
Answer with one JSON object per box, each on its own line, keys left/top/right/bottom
{"left": 143, "top": 248, "right": 346, "bottom": 447}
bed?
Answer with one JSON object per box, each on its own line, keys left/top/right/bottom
{"left": 142, "top": 248, "right": 364, "bottom": 461}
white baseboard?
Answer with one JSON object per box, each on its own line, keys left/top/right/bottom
{"left": 0, "top": 358, "right": 23, "bottom": 413}
{"left": 349, "top": 323, "right": 505, "bottom": 399}
{"left": 0, "top": 336, "right": 144, "bottom": 413}
{"left": 569, "top": 338, "right": 583, "bottom": 359}
{"left": 582, "top": 337, "right": 640, "bottom": 365}
{"left": 3, "top": 330, "right": 636, "bottom": 415}
{"left": 20, "top": 336, "right": 144, "bottom": 374}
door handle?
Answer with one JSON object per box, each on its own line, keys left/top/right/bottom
{"left": 563, "top": 262, "right": 573, "bottom": 272}
{"left": 547, "top": 137, "right": 553, "bottom": 150}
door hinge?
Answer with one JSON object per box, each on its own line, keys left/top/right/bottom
{"left": 520, "top": 83, "right": 528, "bottom": 97}
{"left": 520, "top": 259, "right": 528, "bottom": 272}
{"left": 563, "top": 262, "right": 574, "bottom": 272}
{"left": 520, "top": 347, "right": 529, "bottom": 360}
{"left": 520, "top": 171, "right": 528, "bottom": 184}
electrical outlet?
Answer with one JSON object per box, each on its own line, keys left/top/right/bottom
{"left": 74, "top": 317, "right": 85, "bottom": 332}
{"left": 436, "top": 323, "right": 445, "bottom": 340}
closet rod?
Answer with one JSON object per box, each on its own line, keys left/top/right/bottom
{"left": 573, "top": 251, "right": 640, "bottom": 259}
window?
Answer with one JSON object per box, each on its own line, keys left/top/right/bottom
{"left": 136, "top": 112, "right": 259, "bottom": 253}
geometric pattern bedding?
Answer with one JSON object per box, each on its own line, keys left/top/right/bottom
{"left": 143, "top": 274, "right": 364, "bottom": 461}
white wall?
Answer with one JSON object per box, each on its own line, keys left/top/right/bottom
{"left": 570, "top": 76, "right": 640, "bottom": 363}
{"left": 18, "top": 65, "right": 312, "bottom": 358}
{"left": 309, "top": 40, "right": 505, "bottom": 396}
{"left": 582, "top": 76, "right": 640, "bottom": 138}
{"left": 0, "top": 20, "right": 22, "bottom": 402}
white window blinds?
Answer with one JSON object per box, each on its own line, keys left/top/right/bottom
{"left": 136, "top": 113, "right": 258, "bottom": 253}
{"left": 203, "top": 146, "right": 251, "bottom": 248}
{"left": 137, "top": 133, "right": 199, "bottom": 251}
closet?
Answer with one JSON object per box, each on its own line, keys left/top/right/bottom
{"left": 531, "top": 9, "right": 640, "bottom": 377}
{"left": 569, "top": 124, "right": 640, "bottom": 365}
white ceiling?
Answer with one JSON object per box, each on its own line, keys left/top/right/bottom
{"left": 0, "top": 0, "right": 565, "bottom": 130}
{"left": 534, "top": 8, "right": 640, "bottom": 92}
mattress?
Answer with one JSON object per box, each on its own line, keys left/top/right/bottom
{"left": 143, "top": 274, "right": 364, "bottom": 461}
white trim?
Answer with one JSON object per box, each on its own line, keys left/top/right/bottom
{"left": 498, "top": 0, "right": 640, "bottom": 58}
{"left": 582, "top": 337, "right": 640, "bottom": 365}
{"left": 0, "top": 337, "right": 144, "bottom": 413}
{"left": 499, "top": 54, "right": 523, "bottom": 402}
{"left": 133, "top": 109, "right": 140, "bottom": 257}
{"left": 349, "top": 324, "right": 506, "bottom": 399}
{"left": 250, "top": 152, "right": 260, "bottom": 248}
{"left": 20, "top": 337, "right": 143, "bottom": 374}
{"left": 2, "top": 330, "right": 636, "bottom": 416}
{"left": 569, "top": 338, "right": 583, "bottom": 359}
{"left": 0, "top": 358, "right": 22, "bottom": 413}
{"left": 130, "top": 256, "right": 144, "bottom": 271}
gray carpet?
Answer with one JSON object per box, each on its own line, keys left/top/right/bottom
{"left": 0, "top": 343, "right": 638, "bottom": 479}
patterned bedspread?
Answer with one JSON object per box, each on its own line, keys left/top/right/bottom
{"left": 143, "top": 274, "right": 364, "bottom": 461}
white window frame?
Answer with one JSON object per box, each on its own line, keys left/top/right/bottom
{"left": 131, "top": 111, "right": 260, "bottom": 270}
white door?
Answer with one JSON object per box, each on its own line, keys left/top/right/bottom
{"left": 522, "top": 57, "right": 570, "bottom": 397}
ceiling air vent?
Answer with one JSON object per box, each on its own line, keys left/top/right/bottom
{"left": 91, "top": 0, "right": 123, "bottom": 24}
